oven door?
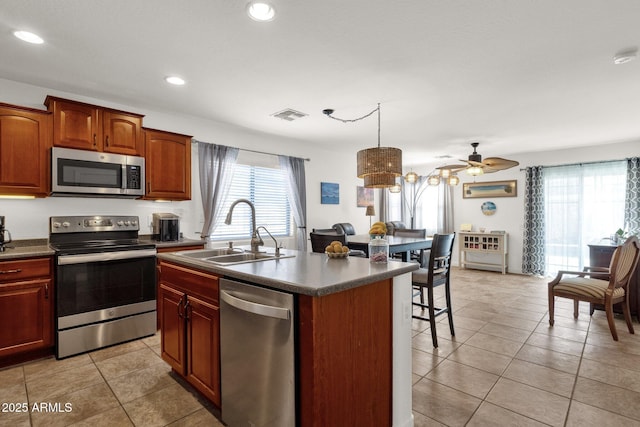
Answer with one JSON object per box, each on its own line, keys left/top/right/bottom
{"left": 56, "top": 249, "right": 157, "bottom": 329}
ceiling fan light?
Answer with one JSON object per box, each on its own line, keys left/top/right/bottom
{"left": 427, "top": 175, "right": 441, "bottom": 186}
{"left": 404, "top": 171, "right": 419, "bottom": 183}
{"left": 467, "top": 166, "right": 484, "bottom": 176}
{"left": 447, "top": 174, "right": 460, "bottom": 186}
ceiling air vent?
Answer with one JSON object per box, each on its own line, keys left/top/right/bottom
{"left": 271, "top": 108, "right": 308, "bottom": 121}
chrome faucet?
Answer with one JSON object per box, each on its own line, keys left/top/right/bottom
{"left": 256, "top": 226, "right": 281, "bottom": 257}
{"left": 225, "top": 198, "right": 263, "bottom": 253}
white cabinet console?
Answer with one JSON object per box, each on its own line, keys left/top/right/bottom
{"left": 459, "top": 232, "right": 508, "bottom": 274}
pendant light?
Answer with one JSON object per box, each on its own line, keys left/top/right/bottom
{"left": 323, "top": 103, "right": 403, "bottom": 188}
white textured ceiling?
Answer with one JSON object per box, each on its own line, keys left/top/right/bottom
{"left": 2, "top": 0, "right": 640, "bottom": 166}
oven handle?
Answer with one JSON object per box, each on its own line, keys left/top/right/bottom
{"left": 57, "top": 249, "right": 157, "bottom": 265}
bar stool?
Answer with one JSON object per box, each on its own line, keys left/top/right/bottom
{"left": 412, "top": 233, "right": 456, "bottom": 348}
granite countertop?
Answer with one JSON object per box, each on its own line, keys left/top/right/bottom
{"left": 0, "top": 236, "right": 205, "bottom": 261}
{"left": 158, "top": 247, "right": 418, "bottom": 297}
{"left": 0, "top": 239, "right": 55, "bottom": 260}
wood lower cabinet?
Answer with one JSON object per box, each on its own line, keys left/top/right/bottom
{"left": 0, "top": 257, "right": 54, "bottom": 366}
{"left": 0, "top": 103, "right": 51, "bottom": 197}
{"left": 144, "top": 128, "right": 192, "bottom": 200}
{"left": 158, "top": 261, "right": 220, "bottom": 406}
{"left": 45, "top": 96, "right": 143, "bottom": 156}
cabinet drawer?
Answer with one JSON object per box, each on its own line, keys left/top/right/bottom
{"left": 159, "top": 262, "right": 219, "bottom": 304}
{"left": 0, "top": 258, "right": 51, "bottom": 283}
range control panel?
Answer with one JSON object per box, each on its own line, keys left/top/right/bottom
{"left": 50, "top": 215, "right": 140, "bottom": 233}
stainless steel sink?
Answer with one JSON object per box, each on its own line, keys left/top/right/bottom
{"left": 176, "top": 248, "right": 294, "bottom": 265}
{"left": 177, "top": 248, "right": 244, "bottom": 258}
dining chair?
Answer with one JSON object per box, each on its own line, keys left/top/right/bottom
{"left": 385, "top": 221, "right": 407, "bottom": 236}
{"left": 332, "top": 223, "right": 356, "bottom": 235}
{"left": 548, "top": 235, "right": 640, "bottom": 341}
{"left": 309, "top": 231, "right": 366, "bottom": 257}
{"left": 411, "top": 233, "right": 456, "bottom": 348}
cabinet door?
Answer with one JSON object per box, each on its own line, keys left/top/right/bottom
{"left": 159, "top": 283, "right": 186, "bottom": 374}
{"left": 0, "top": 105, "right": 51, "bottom": 197}
{"left": 186, "top": 294, "right": 220, "bottom": 406}
{"left": 144, "top": 128, "right": 192, "bottom": 200}
{"left": 0, "top": 279, "right": 53, "bottom": 358}
{"left": 103, "top": 111, "right": 143, "bottom": 156}
{"left": 47, "top": 98, "right": 101, "bottom": 151}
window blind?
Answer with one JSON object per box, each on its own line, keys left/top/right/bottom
{"left": 211, "top": 163, "right": 291, "bottom": 240}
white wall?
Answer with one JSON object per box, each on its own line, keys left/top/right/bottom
{"left": 0, "top": 78, "right": 378, "bottom": 245}
{"left": 5, "top": 77, "right": 634, "bottom": 264}
{"left": 446, "top": 140, "right": 639, "bottom": 274}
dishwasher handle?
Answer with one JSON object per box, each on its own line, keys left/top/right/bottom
{"left": 220, "top": 290, "right": 290, "bottom": 320}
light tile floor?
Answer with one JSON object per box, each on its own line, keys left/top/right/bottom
{"left": 1, "top": 268, "right": 639, "bottom": 426}
{"left": 412, "top": 268, "right": 640, "bottom": 427}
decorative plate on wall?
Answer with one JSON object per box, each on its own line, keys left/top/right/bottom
{"left": 481, "top": 201, "right": 496, "bottom": 216}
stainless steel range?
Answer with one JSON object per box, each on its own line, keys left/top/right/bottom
{"left": 49, "top": 215, "right": 157, "bottom": 359}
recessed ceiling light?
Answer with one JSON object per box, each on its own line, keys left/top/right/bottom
{"left": 13, "top": 30, "right": 44, "bottom": 44}
{"left": 165, "top": 76, "right": 186, "bottom": 86}
{"left": 613, "top": 48, "right": 638, "bottom": 65}
{"left": 246, "top": 1, "right": 276, "bottom": 22}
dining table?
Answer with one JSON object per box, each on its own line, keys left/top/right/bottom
{"left": 347, "top": 234, "right": 433, "bottom": 262}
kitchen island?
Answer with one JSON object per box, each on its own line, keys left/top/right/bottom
{"left": 157, "top": 247, "right": 418, "bottom": 427}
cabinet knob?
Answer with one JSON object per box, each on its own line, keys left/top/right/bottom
{"left": 105, "top": 135, "right": 109, "bottom": 146}
{"left": 93, "top": 134, "right": 97, "bottom": 146}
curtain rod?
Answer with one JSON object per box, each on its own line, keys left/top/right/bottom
{"left": 519, "top": 158, "right": 626, "bottom": 171}
{"left": 192, "top": 139, "right": 310, "bottom": 162}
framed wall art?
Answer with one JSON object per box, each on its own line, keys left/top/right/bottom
{"left": 463, "top": 180, "right": 517, "bottom": 199}
{"left": 356, "top": 186, "right": 374, "bottom": 207}
{"left": 321, "top": 182, "right": 339, "bottom": 204}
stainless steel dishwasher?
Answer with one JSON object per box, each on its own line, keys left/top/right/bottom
{"left": 220, "top": 278, "right": 295, "bottom": 427}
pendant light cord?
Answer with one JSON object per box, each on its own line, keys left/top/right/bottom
{"left": 322, "top": 103, "right": 382, "bottom": 147}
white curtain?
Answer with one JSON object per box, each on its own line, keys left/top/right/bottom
{"left": 437, "top": 183, "right": 455, "bottom": 234}
{"left": 544, "top": 161, "right": 626, "bottom": 274}
{"left": 198, "top": 141, "right": 239, "bottom": 238}
{"left": 278, "top": 155, "right": 307, "bottom": 251}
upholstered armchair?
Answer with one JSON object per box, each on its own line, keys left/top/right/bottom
{"left": 548, "top": 236, "right": 640, "bottom": 341}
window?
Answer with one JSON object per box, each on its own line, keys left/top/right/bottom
{"left": 387, "top": 181, "right": 439, "bottom": 234}
{"left": 544, "top": 161, "right": 626, "bottom": 274}
{"left": 210, "top": 162, "right": 291, "bottom": 241}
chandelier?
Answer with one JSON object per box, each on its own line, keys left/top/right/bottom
{"left": 323, "top": 103, "right": 402, "bottom": 188}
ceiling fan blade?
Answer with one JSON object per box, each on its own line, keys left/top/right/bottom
{"left": 465, "top": 160, "right": 484, "bottom": 168}
{"left": 481, "top": 157, "right": 520, "bottom": 172}
{"left": 436, "top": 164, "right": 467, "bottom": 172}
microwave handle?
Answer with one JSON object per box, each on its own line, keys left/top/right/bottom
{"left": 121, "top": 164, "right": 127, "bottom": 190}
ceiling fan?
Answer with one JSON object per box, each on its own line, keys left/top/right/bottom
{"left": 436, "top": 142, "right": 519, "bottom": 176}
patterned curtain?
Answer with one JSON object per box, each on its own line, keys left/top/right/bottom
{"left": 625, "top": 157, "right": 640, "bottom": 236}
{"left": 522, "top": 166, "right": 545, "bottom": 275}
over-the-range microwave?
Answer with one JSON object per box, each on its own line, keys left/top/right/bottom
{"left": 51, "top": 147, "right": 145, "bottom": 197}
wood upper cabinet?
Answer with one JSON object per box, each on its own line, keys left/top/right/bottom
{"left": 158, "top": 261, "right": 220, "bottom": 406}
{"left": 144, "top": 128, "right": 192, "bottom": 200}
{"left": 45, "top": 96, "right": 143, "bottom": 156}
{"left": 0, "top": 103, "right": 52, "bottom": 197}
{"left": 0, "top": 257, "right": 54, "bottom": 362}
